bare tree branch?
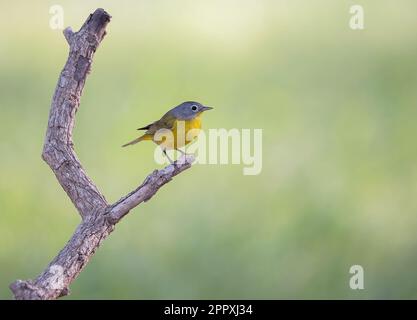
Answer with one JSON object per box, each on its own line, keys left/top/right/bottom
{"left": 9, "top": 8, "right": 194, "bottom": 300}
{"left": 106, "top": 155, "right": 194, "bottom": 224}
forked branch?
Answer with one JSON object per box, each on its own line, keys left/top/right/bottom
{"left": 9, "top": 8, "right": 194, "bottom": 300}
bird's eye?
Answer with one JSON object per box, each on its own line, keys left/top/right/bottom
{"left": 191, "top": 105, "right": 198, "bottom": 112}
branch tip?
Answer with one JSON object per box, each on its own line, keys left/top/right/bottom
{"left": 63, "top": 27, "right": 74, "bottom": 45}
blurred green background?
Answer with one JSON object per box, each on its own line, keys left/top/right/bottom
{"left": 1, "top": 0, "right": 417, "bottom": 299}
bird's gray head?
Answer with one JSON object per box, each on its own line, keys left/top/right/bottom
{"left": 169, "top": 101, "right": 213, "bottom": 120}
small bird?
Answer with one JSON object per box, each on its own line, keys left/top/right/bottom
{"left": 122, "top": 101, "right": 213, "bottom": 161}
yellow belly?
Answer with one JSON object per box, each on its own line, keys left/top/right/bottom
{"left": 153, "top": 116, "right": 202, "bottom": 150}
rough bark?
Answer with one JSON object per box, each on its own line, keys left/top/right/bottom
{"left": 9, "top": 8, "right": 194, "bottom": 300}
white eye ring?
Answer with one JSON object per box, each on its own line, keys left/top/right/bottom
{"left": 191, "top": 105, "right": 198, "bottom": 111}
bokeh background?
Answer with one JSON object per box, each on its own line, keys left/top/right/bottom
{"left": 1, "top": 0, "right": 417, "bottom": 299}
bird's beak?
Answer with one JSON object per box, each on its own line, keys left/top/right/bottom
{"left": 201, "top": 106, "right": 213, "bottom": 112}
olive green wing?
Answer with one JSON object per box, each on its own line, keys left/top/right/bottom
{"left": 140, "top": 113, "right": 177, "bottom": 135}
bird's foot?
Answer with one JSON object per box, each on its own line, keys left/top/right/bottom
{"left": 163, "top": 150, "right": 174, "bottom": 164}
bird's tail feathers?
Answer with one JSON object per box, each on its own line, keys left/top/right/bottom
{"left": 122, "top": 135, "right": 148, "bottom": 147}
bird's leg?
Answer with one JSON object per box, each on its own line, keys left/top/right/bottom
{"left": 175, "top": 148, "right": 191, "bottom": 165}
{"left": 163, "top": 149, "right": 174, "bottom": 164}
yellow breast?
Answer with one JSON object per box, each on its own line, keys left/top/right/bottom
{"left": 174, "top": 115, "right": 202, "bottom": 148}
{"left": 139, "top": 114, "right": 201, "bottom": 150}
{"left": 183, "top": 115, "right": 202, "bottom": 132}
{"left": 154, "top": 115, "right": 202, "bottom": 150}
